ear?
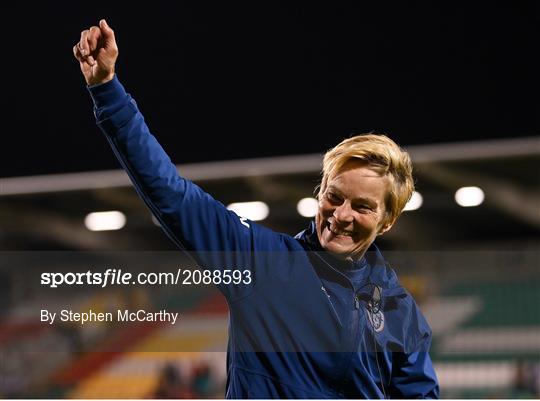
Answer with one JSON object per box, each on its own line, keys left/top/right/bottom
{"left": 377, "top": 220, "right": 394, "bottom": 236}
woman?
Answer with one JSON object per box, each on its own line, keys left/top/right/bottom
{"left": 74, "top": 19, "right": 439, "bottom": 399}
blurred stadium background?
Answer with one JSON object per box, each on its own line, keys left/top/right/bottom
{"left": 1, "top": 137, "right": 539, "bottom": 398}
{"left": 1, "top": 2, "right": 539, "bottom": 399}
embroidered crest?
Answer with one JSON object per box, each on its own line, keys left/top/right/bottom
{"left": 366, "top": 308, "right": 385, "bottom": 333}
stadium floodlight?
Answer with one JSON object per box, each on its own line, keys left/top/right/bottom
{"left": 297, "top": 197, "right": 319, "bottom": 218}
{"left": 454, "top": 186, "right": 485, "bottom": 207}
{"left": 403, "top": 191, "right": 423, "bottom": 211}
{"left": 227, "top": 201, "right": 269, "bottom": 221}
{"left": 84, "top": 211, "right": 126, "bottom": 231}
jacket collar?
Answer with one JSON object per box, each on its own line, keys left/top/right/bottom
{"left": 295, "top": 221, "right": 403, "bottom": 293}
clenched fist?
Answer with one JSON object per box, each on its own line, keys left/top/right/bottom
{"left": 73, "top": 19, "right": 118, "bottom": 86}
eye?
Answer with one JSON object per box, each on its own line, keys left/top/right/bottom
{"left": 326, "top": 192, "right": 342, "bottom": 204}
{"left": 354, "top": 204, "right": 373, "bottom": 213}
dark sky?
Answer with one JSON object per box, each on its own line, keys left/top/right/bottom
{"left": 2, "top": 2, "right": 538, "bottom": 177}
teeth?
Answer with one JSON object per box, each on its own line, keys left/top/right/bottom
{"left": 329, "top": 226, "right": 353, "bottom": 236}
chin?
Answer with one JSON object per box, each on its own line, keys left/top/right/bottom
{"left": 324, "top": 237, "right": 371, "bottom": 260}
{"left": 322, "top": 241, "right": 353, "bottom": 257}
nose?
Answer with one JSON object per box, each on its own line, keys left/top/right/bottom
{"left": 333, "top": 201, "right": 354, "bottom": 223}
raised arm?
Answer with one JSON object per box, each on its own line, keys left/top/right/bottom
{"left": 73, "top": 20, "right": 257, "bottom": 258}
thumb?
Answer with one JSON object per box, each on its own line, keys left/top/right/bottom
{"left": 99, "top": 19, "right": 115, "bottom": 40}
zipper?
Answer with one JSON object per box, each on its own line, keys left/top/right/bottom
{"left": 354, "top": 294, "right": 360, "bottom": 310}
{"left": 321, "top": 286, "right": 342, "bottom": 326}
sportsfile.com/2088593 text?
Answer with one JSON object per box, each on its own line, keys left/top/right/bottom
{"left": 40, "top": 268, "right": 252, "bottom": 288}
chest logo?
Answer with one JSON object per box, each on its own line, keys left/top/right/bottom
{"left": 366, "top": 309, "right": 385, "bottom": 333}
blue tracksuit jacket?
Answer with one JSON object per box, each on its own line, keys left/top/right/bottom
{"left": 88, "top": 76, "right": 439, "bottom": 399}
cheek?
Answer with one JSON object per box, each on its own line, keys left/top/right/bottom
{"left": 354, "top": 215, "right": 380, "bottom": 236}
{"left": 318, "top": 200, "right": 334, "bottom": 218}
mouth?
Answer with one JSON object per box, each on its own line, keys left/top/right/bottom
{"left": 326, "top": 221, "right": 355, "bottom": 238}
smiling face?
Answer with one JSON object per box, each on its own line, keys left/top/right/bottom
{"left": 316, "top": 159, "right": 393, "bottom": 260}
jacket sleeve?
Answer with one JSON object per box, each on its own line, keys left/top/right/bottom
{"left": 88, "top": 76, "right": 258, "bottom": 299}
{"left": 389, "top": 300, "right": 440, "bottom": 399}
{"left": 389, "top": 336, "right": 440, "bottom": 399}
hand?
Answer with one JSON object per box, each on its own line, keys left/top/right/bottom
{"left": 73, "top": 19, "right": 118, "bottom": 86}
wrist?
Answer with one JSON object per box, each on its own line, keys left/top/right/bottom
{"left": 86, "top": 70, "right": 115, "bottom": 86}
{"left": 87, "top": 74, "right": 126, "bottom": 108}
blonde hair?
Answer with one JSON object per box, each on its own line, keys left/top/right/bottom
{"left": 319, "top": 133, "right": 414, "bottom": 226}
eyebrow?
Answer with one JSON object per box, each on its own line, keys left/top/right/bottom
{"left": 326, "top": 185, "right": 378, "bottom": 208}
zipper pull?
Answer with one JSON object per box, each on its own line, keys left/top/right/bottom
{"left": 354, "top": 295, "right": 360, "bottom": 310}
{"left": 321, "top": 286, "right": 330, "bottom": 298}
